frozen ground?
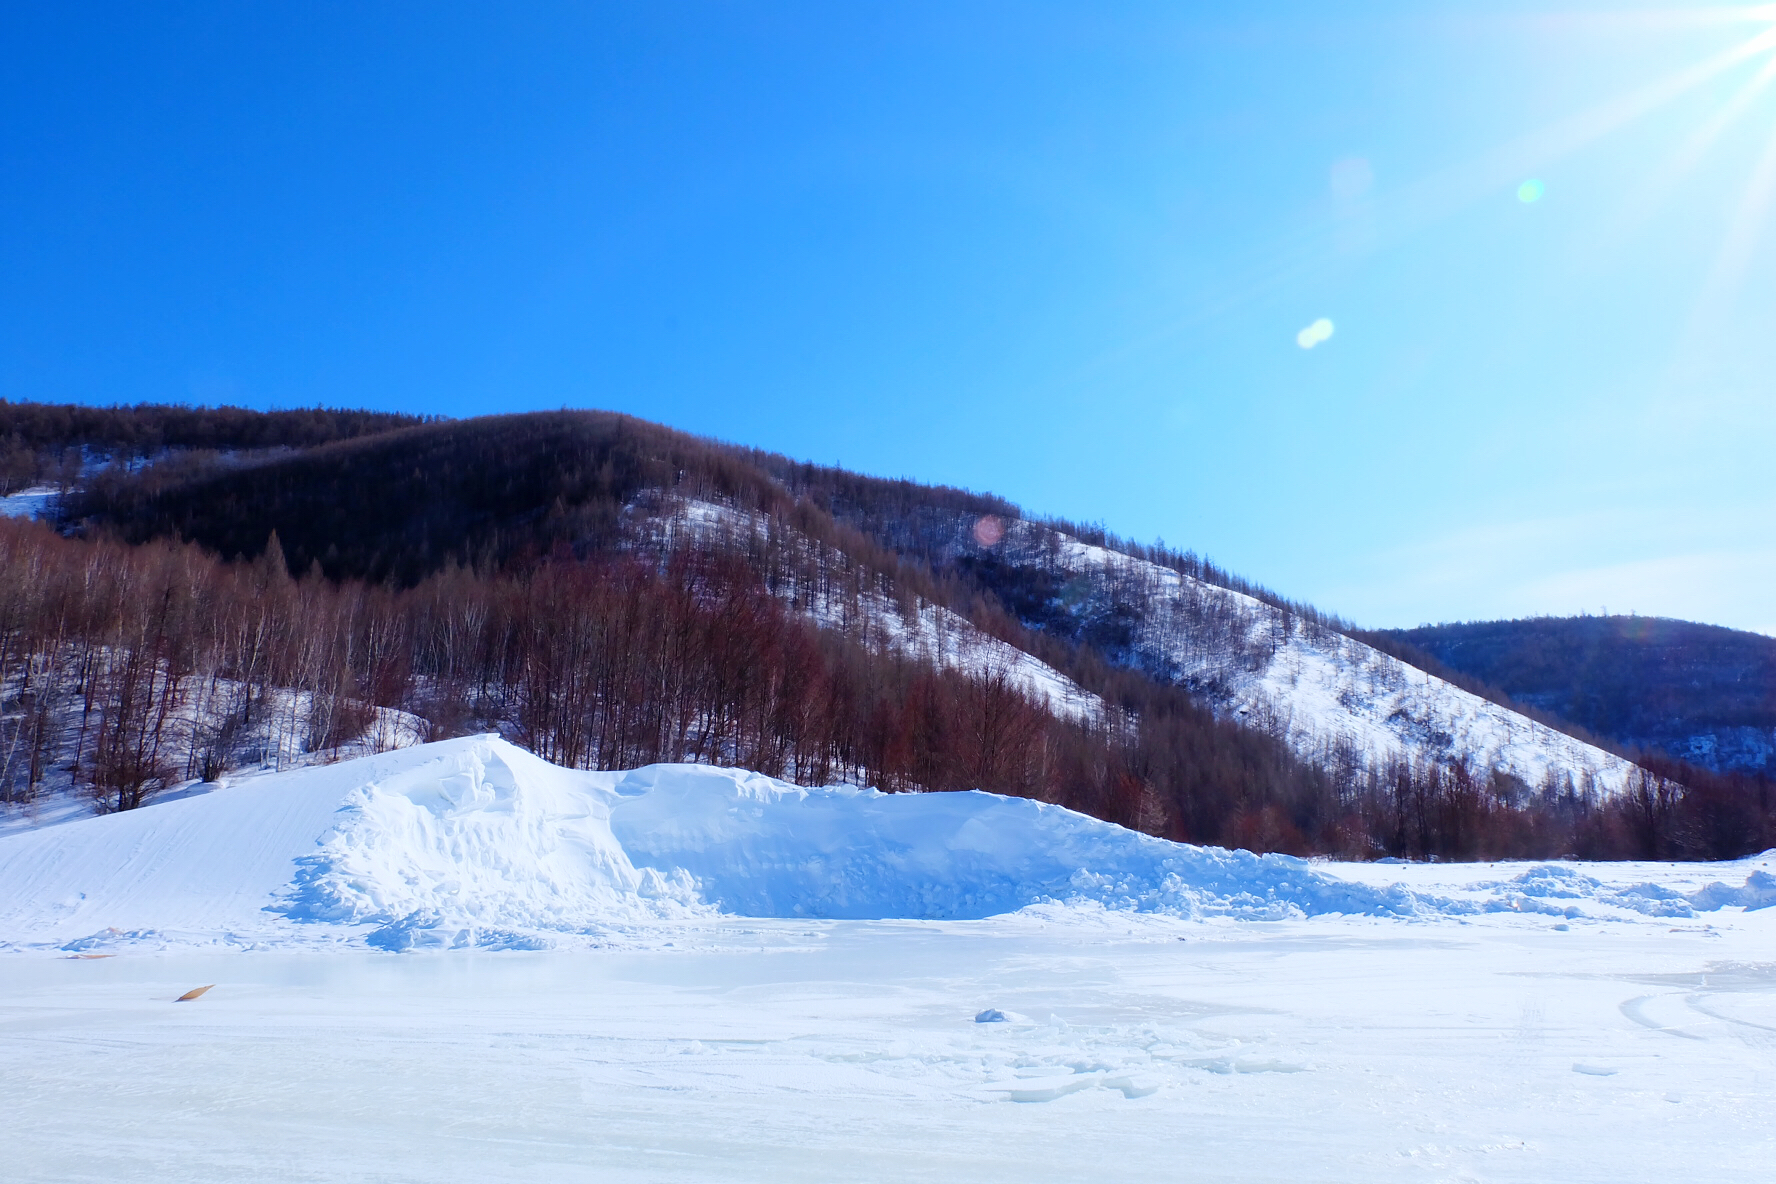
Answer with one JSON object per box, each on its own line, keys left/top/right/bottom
{"left": 1, "top": 739, "right": 1772, "bottom": 1181}
{"left": 4, "top": 910, "right": 1773, "bottom": 1183}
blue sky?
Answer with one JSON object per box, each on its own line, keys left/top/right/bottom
{"left": 4, "top": 2, "right": 1773, "bottom": 633}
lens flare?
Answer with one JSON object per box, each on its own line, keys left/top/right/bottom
{"left": 1296, "top": 318, "right": 1335, "bottom": 349}
{"left": 1517, "top": 178, "right": 1545, "bottom": 203}
{"left": 972, "top": 515, "right": 1005, "bottom": 547}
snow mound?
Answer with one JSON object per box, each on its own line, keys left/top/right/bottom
{"left": 274, "top": 740, "right": 702, "bottom": 934}
{"left": 9, "top": 737, "right": 1773, "bottom": 955}
{"left": 605, "top": 762, "right": 1419, "bottom": 921}
{"left": 1328, "top": 861, "right": 1776, "bottom": 921}
{"left": 0, "top": 737, "right": 1438, "bottom": 951}
{"left": 1475, "top": 864, "right": 1698, "bottom": 918}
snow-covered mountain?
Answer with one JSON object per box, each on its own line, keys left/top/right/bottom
{"left": 645, "top": 496, "right": 1109, "bottom": 725}
{"left": 990, "top": 520, "right": 1639, "bottom": 795}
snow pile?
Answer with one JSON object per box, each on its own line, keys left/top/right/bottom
{"left": 1318, "top": 854, "right": 1776, "bottom": 922}
{"left": 0, "top": 736, "right": 1427, "bottom": 952}
{"left": 0, "top": 748, "right": 414, "bottom": 950}
{"left": 1477, "top": 864, "right": 1700, "bottom": 919}
{"left": 274, "top": 741, "right": 704, "bottom": 950}
{"left": 1688, "top": 869, "right": 1776, "bottom": 912}
{"left": 605, "top": 761, "right": 1416, "bottom": 921}
{"left": 8, "top": 736, "right": 1770, "bottom": 954}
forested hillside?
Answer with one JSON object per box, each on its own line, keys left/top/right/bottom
{"left": 0, "top": 400, "right": 429, "bottom": 495}
{"left": 3, "top": 400, "right": 1771, "bottom": 860}
{"left": 1384, "top": 617, "right": 1776, "bottom": 774}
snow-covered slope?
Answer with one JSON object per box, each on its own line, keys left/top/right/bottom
{"left": 1000, "top": 522, "right": 1640, "bottom": 795}
{"left": 648, "top": 496, "right": 1107, "bottom": 724}
{"left": 0, "top": 679, "right": 429, "bottom": 839}
{"left": 3, "top": 738, "right": 1766, "bottom": 956}
{"left": 645, "top": 496, "right": 1637, "bottom": 793}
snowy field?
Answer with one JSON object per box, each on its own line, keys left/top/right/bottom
{"left": 2, "top": 738, "right": 1772, "bottom": 1181}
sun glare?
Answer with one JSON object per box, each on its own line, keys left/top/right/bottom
{"left": 1296, "top": 318, "right": 1335, "bottom": 349}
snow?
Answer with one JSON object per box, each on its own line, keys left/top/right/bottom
{"left": 0, "top": 484, "right": 57, "bottom": 519}
{"left": 1, "top": 738, "right": 1773, "bottom": 1180}
{"left": 858, "top": 596, "right": 1109, "bottom": 725}
{"left": 1022, "top": 523, "right": 1642, "bottom": 794}
{"left": 3, "top": 737, "right": 1768, "bottom": 956}
{"left": 0, "top": 736, "right": 1428, "bottom": 953}
{"left": 0, "top": 677, "right": 429, "bottom": 839}
{"left": 5, "top": 906, "right": 1775, "bottom": 1181}
{"left": 642, "top": 499, "right": 1632, "bottom": 786}
{"left": 648, "top": 497, "right": 1638, "bottom": 791}
{"left": 653, "top": 496, "right": 1108, "bottom": 724}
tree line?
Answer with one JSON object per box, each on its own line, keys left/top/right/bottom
{"left": 0, "top": 399, "right": 430, "bottom": 496}
{"left": 3, "top": 514, "right": 1771, "bottom": 860}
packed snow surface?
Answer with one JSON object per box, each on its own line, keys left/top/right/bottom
{"left": 7, "top": 885, "right": 1776, "bottom": 1182}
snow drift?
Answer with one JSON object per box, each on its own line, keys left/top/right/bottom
{"left": 0, "top": 737, "right": 1765, "bottom": 954}
{"left": 0, "top": 736, "right": 1418, "bottom": 950}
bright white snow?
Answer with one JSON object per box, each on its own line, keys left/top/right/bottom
{"left": 1, "top": 737, "right": 1767, "bottom": 956}
{"left": 1, "top": 738, "right": 1773, "bottom": 1181}
{"left": 0, "top": 737, "right": 1423, "bottom": 953}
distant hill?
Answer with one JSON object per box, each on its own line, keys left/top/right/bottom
{"left": 1379, "top": 617, "right": 1776, "bottom": 774}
